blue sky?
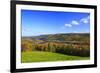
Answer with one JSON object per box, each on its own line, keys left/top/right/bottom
{"left": 21, "top": 10, "right": 90, "bottom": 36}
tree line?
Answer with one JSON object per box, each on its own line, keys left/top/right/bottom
{"left": 21, "top": 39, "right": 90, "bottom": 57}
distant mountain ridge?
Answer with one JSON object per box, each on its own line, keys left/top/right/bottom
{"left": 22, "top": 33, "right": 90, "bottom": 42}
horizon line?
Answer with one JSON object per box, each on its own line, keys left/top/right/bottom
{"left": 22, "top": 32, "right": 90, "bottom": 37}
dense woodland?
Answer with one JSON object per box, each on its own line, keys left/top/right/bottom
{"left": 21, "top": 33, "right": 90, "bottom": 57}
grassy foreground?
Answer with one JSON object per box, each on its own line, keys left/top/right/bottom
{"left": 21, "top": 51, "right": 89, "bottom": 63}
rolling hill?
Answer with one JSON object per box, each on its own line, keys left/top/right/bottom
{"left": 22, "top": 33, "right": 90, "bottom": 42}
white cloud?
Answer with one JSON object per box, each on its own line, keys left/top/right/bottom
{"left": 65, "top": 23, "right": 72, "bottom": 27}
{"left": 80, "top": 16, "right": 90, "bottom": 24}
{"left": 71, "top": 20, "right": 79, "bottom": 25}
{"left": 63, "top": 20, "right": 78, "bottom": 29}
{"left": 62, "top": 16, "right": 90, "bottom": 29}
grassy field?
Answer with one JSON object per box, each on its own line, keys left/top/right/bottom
{"left": 21, "top": 51, "right": 89, "bottom": 63}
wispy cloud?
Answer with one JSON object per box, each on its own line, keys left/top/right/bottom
{"left": 71, "top": 20, "right": 79, "bottom": 25}
{"left": 65, "top": 23, "right": 72, "bottom": 27}
{"left": 63, "top": 20, "right": 79, "bottom": 29}
{"left": 80, "top": 16, "right": 89, "bottom": 24}
{"left": 62, "top": 16, "right": 90, "bottom": 29}
{"left": 61, "top": 23, "right": 72, "bottom": 29}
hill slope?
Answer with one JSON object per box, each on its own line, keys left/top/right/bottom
{"left": 22, "top": 33, "right": 90, "bottom": 42}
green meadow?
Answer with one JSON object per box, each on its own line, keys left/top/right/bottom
{"left": 21, "top": 51, "right": 89, "bottom": 63}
